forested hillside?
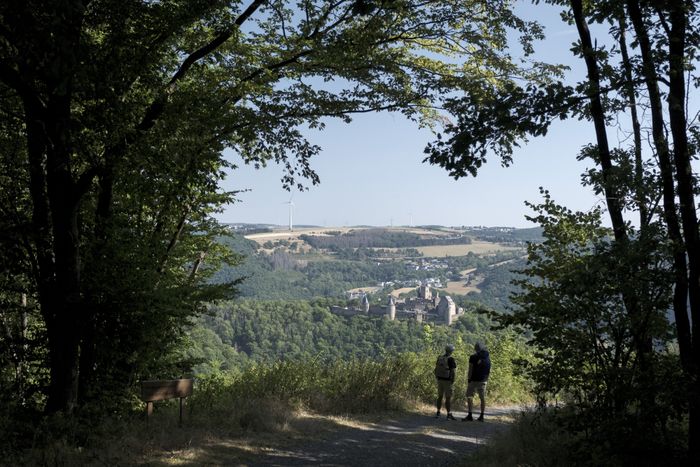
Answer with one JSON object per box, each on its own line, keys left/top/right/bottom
{"left": 187, "top": 298, "right": 494, "bottom": 373}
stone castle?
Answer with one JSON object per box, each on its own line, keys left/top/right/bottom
{"left": 330, "top": 283, "right": 463, "bottom": 325}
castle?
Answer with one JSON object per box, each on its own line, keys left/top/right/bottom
{"left": 330, "top": 283, "right": 463, "bottom": 325}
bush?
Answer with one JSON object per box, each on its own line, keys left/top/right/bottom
{"left": 467, "top": 406, "right": 689, "bottom": 467}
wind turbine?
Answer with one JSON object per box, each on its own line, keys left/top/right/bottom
{"left": 283, "top": 195, "right": 295, "bottom": 231}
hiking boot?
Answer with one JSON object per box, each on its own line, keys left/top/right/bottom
{"left": 435, "top": 411, "right": 441, "bottom": 418}
{"left": 462, "top": 414, "right": 473, "bottom": 421}
{"left": 477, "top": 415, "right": 484, "bottom": 422}
{"left": 446, "top": 413, "right": 456, "bottom": 420}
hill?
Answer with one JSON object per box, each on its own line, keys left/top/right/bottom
{"left": 211, "top": 226, "right": 529, "bottom": 307}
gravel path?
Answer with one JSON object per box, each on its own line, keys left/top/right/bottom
{"left": 158, "top": 406, "right": 522, "bottom": 466}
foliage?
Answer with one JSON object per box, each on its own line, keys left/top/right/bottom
{"left": 493, "top": 193, "right": 686, "bottom": 463}
{"left": 186, "top": 299, "right": 534, "bottom": 404}
{"left": 190, "top": 345, "right": 532, "bottom": 415}
{"left": 468, "top": 226, "right": 544, "bottom": 244}
{"left": 188, "top": 299, "right": 456, "bottom": 369}
{"left": 467, "top": 407, "right": 689, "bottom": 467}
{"left": 460, "top": 258, "right": 527, "bottom": 314}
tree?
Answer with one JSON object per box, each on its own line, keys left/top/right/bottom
{"left": 503, "top": 193, "right": 677, "bottom": 458}
{"left": 0, "top": 1, "right": 543, "bottom": 413}
{"left": 424, "top": 0, "right": 700, "bottom": 458}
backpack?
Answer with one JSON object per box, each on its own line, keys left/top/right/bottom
{"left": 434, "top": 354, "right": 451, "bottom": 379}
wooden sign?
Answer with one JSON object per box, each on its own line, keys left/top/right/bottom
{"left": 140, "top": 379, "right": 193, "bottom": 425}
{"left": 140, "top": 379, "right": 193, "bottom": 402}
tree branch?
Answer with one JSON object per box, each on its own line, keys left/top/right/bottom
{"left": 0, "top": 61, "right": 44, "bottom": 112}
{"left": 137, "top": 0, "right": 266, "bottom": 133}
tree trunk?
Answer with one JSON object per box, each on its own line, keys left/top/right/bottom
{"left": 78, "top": 164, "right": 115, "bottom": 403}
{"left": 43, "top": 99, "right": 83, "bottom": 413}
{"left": 570, "top": 1, "right": 657, "bottom": 370}
{"left": 616, "top": 15, "right": 647, "bottom": 229}
{"left": 625, "top": 0, "right": 693, "bottom": 370}
{"left": 570, "top": 0, "right": 627, "bottom": 243}
{"left": 667, "top": 0, "right": 700, "bottom": 458}
{"left": 23, "top": 80, "right": 84, "bottom": 414}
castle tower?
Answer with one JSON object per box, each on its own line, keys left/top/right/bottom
{"left": 433, "top": 291, "right": 440, "bottom": 308}
{"left": 387, "top": 295, "right": 396, "bottom": 321}
{"left": 418, "top": 283, "right": 432, "bottom": 300}
{"left": 361, "top": 294, "right": 370, "bottom": 313}
{"left": 438, "top": 295, "right": 456, "bottom": 325}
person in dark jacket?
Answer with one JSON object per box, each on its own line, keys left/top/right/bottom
{"left": 463, "top": 342, "right": 491, "bottom": 422}
{"left": 434, "top": 344, "right": 457, "bottom": 420}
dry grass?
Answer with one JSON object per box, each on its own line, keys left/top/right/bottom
{"left": 347, "top": 286, "right": 383, "bottom": 294}
{"left": 442, "top": 281, "right": 482, "bottom": 295}
{"left": 414, "top": 242, "right": 521, "bottom": 257}
{"left": 245, "top": 227, "right": 355, "bottom": 243}
{"left": 245, "top": 226, "right": 464, "bottom": 244}
{"left": 390, "top": 287, "right": 416, "bottom": 297}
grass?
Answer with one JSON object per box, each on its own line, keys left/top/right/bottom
{"left": 390, "top": 287, "right": 417, "bottom": 297}
{"left": 443, "top": 275, "right": 484, "bottom": 295}
{"left": 347, "top": 286, "right": 383, "bottom": 294}
{"left": 464, "top": 407, "right": 691, "bottom": 467}
{"left": 462, "top": 409, "right": 573, "bottom": 466}
{"left": 5, "top": 349, "right": 532, "bottom": 465}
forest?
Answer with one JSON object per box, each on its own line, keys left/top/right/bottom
{"left": 1, "top": 0, "right": 699, "bottom": 465}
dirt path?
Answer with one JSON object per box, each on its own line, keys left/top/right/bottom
{"left": 149, "top": 407, "right": 520, "bottom": 466}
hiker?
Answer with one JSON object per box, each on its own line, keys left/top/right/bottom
{"left": 463, "top": 342, "right": 491, "bottom": 422}
{"left": 434, "top": 343, "right": 457, "bottom": 420}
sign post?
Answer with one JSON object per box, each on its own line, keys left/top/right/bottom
{"left": 140, "top": 379, "right": 193, "bottom": 426}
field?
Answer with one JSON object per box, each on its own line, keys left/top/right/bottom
{"left": 348, "top": 286, "right": 383, "bottom": 294}
{"left": 442, "top": 279, "right": 483, "bottom": 295}
{"left": 244, "top": 226, "right": 466, "bottom": 245}
{"left": 245, "top": 227, "right": 354, "bottom": 243}
{"left": 414, "top": 241, "right": 522, "bottom": 257}
{"left": 246, "top": 229, "right": 524, "bottom": 258}
{"left": 390, "top": 287, "right": 416, "bottom": 298}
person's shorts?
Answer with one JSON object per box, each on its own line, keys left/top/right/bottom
{"left": 466, "top": 381, "right": 487, "bottom": 399}
{"left": 437, "top": 379, "right": 453, "bottom": 397}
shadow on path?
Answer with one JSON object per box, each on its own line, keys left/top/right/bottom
{"left": 151, "top": 407, "right": 520, "bottom": 467}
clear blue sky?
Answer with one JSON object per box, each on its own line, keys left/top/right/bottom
{"left": 214, "top": 2, "right": 629, "bottom": 228}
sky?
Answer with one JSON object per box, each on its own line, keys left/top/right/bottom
{"left": 214, "top": 2, "right": 624, "bottom": 229}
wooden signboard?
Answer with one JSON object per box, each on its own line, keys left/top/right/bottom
{"left": 140, "top": 379, "right": 193, "bottom": 425}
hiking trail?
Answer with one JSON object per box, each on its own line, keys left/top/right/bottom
{"left": 151, "top": 406, "right": 521, "bottom": 466}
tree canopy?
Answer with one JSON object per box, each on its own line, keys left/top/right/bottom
{"left": 0, "top": 0, "right": 546, "bottom": 413}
